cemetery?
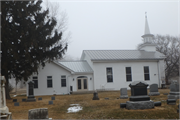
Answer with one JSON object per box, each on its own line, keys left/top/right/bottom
{"left": 4, "top": 83, "right": 179, "bottom": 119}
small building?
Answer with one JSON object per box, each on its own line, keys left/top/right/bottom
{"left": 26, "top": 16, "right": 166, "bottom": 96}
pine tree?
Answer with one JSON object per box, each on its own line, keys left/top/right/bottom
{"left": 1, "top": 0, "right": 68, "bottom": 99}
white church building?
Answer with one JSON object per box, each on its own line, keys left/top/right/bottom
{"left": 26, "top": 16, "right": 166, "bottom": 96}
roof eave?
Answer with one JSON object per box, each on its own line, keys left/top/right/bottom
{"left": 52, "top": 61, "right": 74, "bottom": 73}
{"left": 91, "top": 58, "right": 164, "bottom": 62}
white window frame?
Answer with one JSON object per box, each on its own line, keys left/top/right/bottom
{"left": 47, "top": 76, "right": 53, "bottom": 88}
{"left": 61, "top": 75, "right": 66, "bottom": 87}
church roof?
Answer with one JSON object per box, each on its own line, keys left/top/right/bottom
{"left": 55, "top": 60, "right": 93, "bottom": 73}
{"left": 82, "top": 50, "right": 165, "bottom": 61}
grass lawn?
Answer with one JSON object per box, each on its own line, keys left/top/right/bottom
{"left": 7, "top": 89, "right": 179, "bottom": 119}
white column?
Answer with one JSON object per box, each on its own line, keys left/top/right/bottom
{"left": 2, "top": 82, "right": 6, "bottom": 107}
{"left": 0, "top": 84, "right": 2, "bottom": 108}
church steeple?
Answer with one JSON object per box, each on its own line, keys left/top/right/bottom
{"left": 141, "top": 12, "right": 154, "bottom": 43}
{"left": 138, "top": 13, "right": 156, "bottom": 52}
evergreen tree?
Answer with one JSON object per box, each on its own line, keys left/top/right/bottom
{"left": 1, "top": 0, "right": 68, "bottom": 99}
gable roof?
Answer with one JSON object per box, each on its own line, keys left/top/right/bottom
{"left": 55, "top": 60, "right": 93, "bottom": 73}
{"left": 82, "top": 50, "right": 165, "bottom": 61}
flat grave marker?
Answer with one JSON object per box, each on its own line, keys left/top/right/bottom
{"left": 49, "top": 101, "right": 53, "bottom": 105}
{"left": 167, "top": 99, "right": 176, "bottom": 105}
{"left": 38, "top": 97, "right": 42, "bottom": 100}
{"left": 51, "top": 96, "right": 55, "bottom": 100}
{"left": 13, "top": 99, "right": 17, "bottom": 102}
{"left": 14, "top": 102, "right": 19, "bottom": 106}
{"left": 28, "top": 108, "right": 48, "bottom": 119}
{"left": 105, "top": 98, "right": 109, "bottom": 100}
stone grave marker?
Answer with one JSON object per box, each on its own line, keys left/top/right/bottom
{"left": 51, "top": 96, "right": 55, "bottom": 100}
{"left": 104, "top": 98, "right": 109, "bottom": 100}
{"left": 13, "top": 99, "right": 17, "bottom": 102}
{"left": 154, "top": 101, "right": 161, "bottom": 106}
{"left": 120, "top": 88, "right": 128, "bottom": 99}
{"left": 49, "top": 101, "right": 53, "bottom": 105}
{"left": 92, "top": 91, "right": 99, "bottom": 100}
{"left": 28, "top": 108, "right": 48, "bottom": 119}
{"left": 0, "top": 76, "right": 12, "bottom": 119}
{"left": 22, "top": 99, "right": 26, "bottom": 102}
{"left": 148, "top": 84, "right": 160, "bottom": 96}
{"left": 167, "top": 99, "right": 176, "bottom": 105}
{"left": 26, "top": 81, "right": 36, "bottom": 102}
{"left": 14, "top": 102, "right": 19, "bottom": 106}
{"left": 120, "top": 103, "right": 126, "bottom": 108}
{"left": 38, "top": 97, "right": 42, "bottom": 100}
{"left": 129, "top": 81, "right": 150, "bottom": 101}
{"left": 167, "top": 81, "right": 180, "bottom": 99}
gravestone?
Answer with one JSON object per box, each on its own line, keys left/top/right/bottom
{"left": 38, "top": 97, "right": 42, "bottom": 100}
{"left": 120, "top": 88, "right": 128, "bottom": 99}
{"left": 148, "top": 84, "right": 160, "bottom": 96}
{"left": 14, "top": 102, "right": 19, "bottom": 106}
{"left": 129, "top": 81, "right": 150, "bottom": 101}
{"left": 92, "top": 91, "right": 99, "bottom": 100}
{"left": 28, "top": 108, "right": 48, "bottom": 119}
{"left": 125, "top": 81, "right": 156, "bottom": 110}
{"left": 22, "top": 99, "right": 26, "bottom": 102}
{"left": 104, "top": 98, "right": 109, "bottom": 100}
{"left": 167, "top": 99, "right": 176, "bottom": 105}
{"left": 161, "top": 80, "right": 166, "bottom": 89}
{"left": 13, "top": 99, "right": 17, "bottom": 102}
{"left": 154, "top": 101, "right": 161, "bottom": 106}
{"left": 51, "top": 96, "right": 55, "bottom": 100}
{"left": 0, "top": 76, "right": 12, "bottom": 119}
{"left": 26, "top": 81, "right": 36, "bottom": 102}
{"left": 120, "top": 103, "right": 126, "bottom": 108}
{"left": 167, "top": 81, "right": 180, "bottom": 100}
{"left": 49, "top": 101, "right": 53, "bottom": 105}
{"left": 70, "top": 86, "right": 73, "bottom": 94}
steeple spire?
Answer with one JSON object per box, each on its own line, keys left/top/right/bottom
{"left": 141, "top": 12, "right": 154, "bottom": 43}
{"left": 144, "top": 12, "right": 151, "bottom": 34}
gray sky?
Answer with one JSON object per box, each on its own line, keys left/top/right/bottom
{"left": 46, "top": 0, "right": 179, "bottom": 60}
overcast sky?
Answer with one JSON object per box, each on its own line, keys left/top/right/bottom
{"left": 45, "top": 0, "right": 179, "bottom": 60}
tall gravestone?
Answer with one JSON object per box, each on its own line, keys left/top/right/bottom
{"left": 26, "top": 81, "right": 36, "bottom": 102}
{"left": 120, "top": 88, "right": 128, "bottom": 99}
{"left": 168, "top": 81, "right": 180, "bottom": 99}
{"left": 0, "top": 76, "right": 12, "bottom": 119}
{"left": 92, "top": 91, "right": 99, "bottom": 100}
{"left": 148, "top": 84, "right": 160, "bottom": 96}
{"left": 28, "top": 108, "right": 48, "bottom": 119}
{"left": 126, "top": 81, "right": 154, "bottom": 110}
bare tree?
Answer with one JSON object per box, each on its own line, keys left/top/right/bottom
{"left": 153, "top": 34, "right": 179, "bottom": 84}
{"left": 42, "top": 0, "right": 71, "bottom": 48}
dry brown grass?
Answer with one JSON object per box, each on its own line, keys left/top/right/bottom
{"left": 7, "top": 89, "right": 179, "bottom": 119}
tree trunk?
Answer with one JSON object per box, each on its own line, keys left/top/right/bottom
{"left": 165, "top": 75, "right": 169, "bottom": 85}
{"left": 5, "top": 74, "right": 12, "bottom": 99}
